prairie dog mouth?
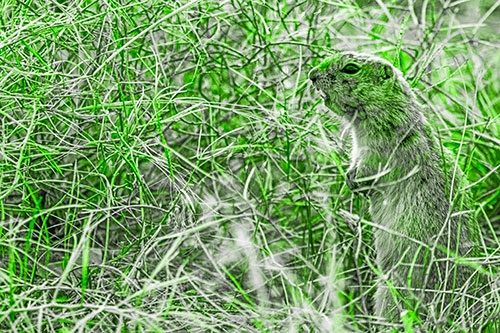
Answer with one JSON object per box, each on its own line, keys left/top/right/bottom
{"left": 310, "top": 75, "right": 332, "bottom": 103}
{"left": 320, "top": 90, "right": 330, "bottom": 101}
{"left": 314, "top": 86, "right": 330, "bottom": 102}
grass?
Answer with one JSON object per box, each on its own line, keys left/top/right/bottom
{"left": 0, "top": 0, "right": 499, "bottom": 331}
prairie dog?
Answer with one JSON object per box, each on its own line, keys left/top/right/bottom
{"left": 309, "top": 51, "right": 486, "bottom": 324}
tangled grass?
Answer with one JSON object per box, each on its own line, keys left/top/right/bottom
{"left": 0, "top": 0, "right": 499, "bottom": 331}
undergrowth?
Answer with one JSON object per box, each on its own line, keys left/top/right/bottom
{"left": 0, "top": 0, "right": 499, "bottom": 331}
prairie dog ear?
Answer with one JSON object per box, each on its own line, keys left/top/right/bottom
{"left": 381, "top": 63, "right": 393, "bottom": 80}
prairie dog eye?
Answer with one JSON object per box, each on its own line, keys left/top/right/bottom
{"left": 340, "top": 63, "right": 360, "bottom": 74}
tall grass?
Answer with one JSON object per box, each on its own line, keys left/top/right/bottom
{"left": 0, "top": 0, "right": 499, "bottom": 331}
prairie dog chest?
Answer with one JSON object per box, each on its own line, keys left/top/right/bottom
{"left": 349, "top": 129, "right": 362, "bottom": 170}
{"left": 348, "top": 129, "right": 378, "bottom": 171}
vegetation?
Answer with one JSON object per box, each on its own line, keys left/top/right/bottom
{"left": 0, "top": 0, "right": 498, "bottom": 331}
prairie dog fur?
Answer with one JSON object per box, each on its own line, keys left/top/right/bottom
{"left": 309, "top": 51, "right": 487, "bottom": 324}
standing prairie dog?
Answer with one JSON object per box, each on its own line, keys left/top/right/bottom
{"left": 309, "top": 51, "right": 487, "bottom": 324}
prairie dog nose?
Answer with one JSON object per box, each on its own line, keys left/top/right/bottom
{"left": 309, "top": 68, "right": 320, "bottom": 82}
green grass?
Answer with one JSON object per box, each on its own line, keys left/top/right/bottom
{"left": 0, "top": 0, "right": 499, "bottom": 331}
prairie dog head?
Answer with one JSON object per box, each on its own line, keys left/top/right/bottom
{"left": 309, "top": 51, "right": 415, "bottom": 123}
